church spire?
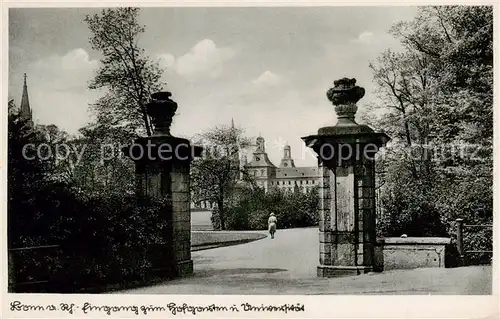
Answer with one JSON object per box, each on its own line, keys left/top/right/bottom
{"left": 20, "top": 73, "right": 33, "bottom": 126}
{"left": 231, "top": 117, "right": 235, "bottom": 129}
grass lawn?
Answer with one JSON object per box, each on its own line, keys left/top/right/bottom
{"left": 191, "top": 231, "right": 267, "bottom": 250}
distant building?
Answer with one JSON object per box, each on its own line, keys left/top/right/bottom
{"left": 192, "top": 130, "right": 320, "bottom": 210}
{"left": 244, "top": 136, "right": 319, "bottom": 193}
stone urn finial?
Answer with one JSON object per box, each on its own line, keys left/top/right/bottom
{"left": 326, "top": 78, "right": 365, "bottom": 125}
{"left": 147, "top": 92, "right": 178, "bottom": 135}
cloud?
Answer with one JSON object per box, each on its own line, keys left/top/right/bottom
{"left": 31, "top": 48, "right": 98, "bottom": 91}
{"left": 158, "top": 39, "right": 235, "bottom": 80}
{"left": 354, "top": 31, "right": 374, "bottom": 44}
{"left": 253, "top": 70, "right": 283, "bottom": 87}
{"left": 158, "top": 53, "right": 176, "bottom": 69}
{"left": 16, "top": 48, "right": 100, "bottom": 134}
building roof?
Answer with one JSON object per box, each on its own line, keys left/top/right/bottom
{"left": 246, "top": 153, "right": 276, "bottom": 168}
{"left": 275, "top": 167, "right": 318, "bottom": 179}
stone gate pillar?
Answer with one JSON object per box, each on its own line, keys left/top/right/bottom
{"left": 124, "top": 92, "right": 202, "bottom": 278}
{"left": 302, "top": 78, "right": 390, "bottom": 277}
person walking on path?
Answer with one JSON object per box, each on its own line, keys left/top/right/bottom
{"left": 268, "top": 213, "right": 277, "bottom": 239}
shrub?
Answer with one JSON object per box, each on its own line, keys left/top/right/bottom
{"left": 57, "top": 193, "right": 173, "bottom": 291}
{"left": 212, "top": 186, "right": 319, "bottom": 231}
{"left": 8, "top": 109, "right": 177, "bottom": 291}
{"left": 376, "top": 159, "right": 492, "bottom": 265}
{"left": 434, "top": 172, "right": 493, "bottom": 265}
{"left": 376, "top": 181, "right": 448, "bottom": 238}
{"left": 10, "top": 183, "right": 173, "bottom": 292}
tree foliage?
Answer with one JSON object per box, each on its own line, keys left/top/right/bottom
{"left": 85, "top": 7, "right": 164, "bottom": 136}
{"left": 212, "top": 186, "right": 319, "bottom": 230}
{"left": 370, "top": 6, "right": 492, "bottom": 264}
{"left": 69, "top": 113, "right": 136, "bottom": 195}
{"left": 391, "top": 6, "right": 493, "bottom": 146}
{"left": 8, "top": 104, "right": 173, "bottom": 292}
{"left": 190, "top": 124, "right": 253, "bottom": 230}
{"left": 8, "top": 107, "right": 53, "bottom": 248}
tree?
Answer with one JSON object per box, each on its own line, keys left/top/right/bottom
{"left": 190, "top": 124, "right": 253, "bottom": 230}
{"left": 218, "top": 186, "right": 320, "bottom": 230}
{"left": 85, "top": 7, "right": 164, "bottom": 136}
{"left": 8, "top": 103, "right": 60, "bottom": 247}
{"left": 370, "top": 6, "right": 492, "bottom": 177}
{"left": 370, "top": 6, "right": 492, "bottom": 166}
{"left": 69, "top": 113, "right": 136, "bottom": 195}
{"left": 369, "top": 49, "right": 433, "bottom": 178}
{"left": 369, "top": 6, "right": 493, "bottom": 252}
{"left": 34, "top": 124, "right": 76, "bottom": 183}
{"left": 390, "top": 6, "right": 493, "bottom": 147}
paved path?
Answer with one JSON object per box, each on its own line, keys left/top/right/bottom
{"left": 119, "top": 228, "right": 492, "bottom": 295}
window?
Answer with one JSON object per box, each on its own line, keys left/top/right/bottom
{"left": 288, "top": 181, "right": 291, "bottom": 185}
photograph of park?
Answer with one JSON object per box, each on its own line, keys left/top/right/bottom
{"left": 7, "top": 5, "right": 493, "bottom": 296}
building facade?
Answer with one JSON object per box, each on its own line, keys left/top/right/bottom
{"left": 244, "top": 136, "right": 319, "bottom": 193}
{"left": 192, "top": 134, "right": 320, "bottom": 210}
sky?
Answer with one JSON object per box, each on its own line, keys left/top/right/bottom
{"left": 8, "top": 6, "right": 418, "bottom": 167}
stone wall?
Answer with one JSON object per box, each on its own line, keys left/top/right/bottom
{"left": 375, "top": 237, "right": 451, "bottom": 270}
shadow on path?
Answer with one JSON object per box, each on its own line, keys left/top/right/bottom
{"left": 117, "top": 228, "right": 492, "bottom": 295}
{"left": 191, "top": 267, "right": 287, "bottom": 278}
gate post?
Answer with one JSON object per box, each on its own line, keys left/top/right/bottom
{"left": 302, "top": 78, "right": 390, "bottom": 277}
{"left": 456, "top": 218, "right": 464, "bottom": 264}
{"left": 124, "top": 92, "right": 202, "bottom": 278}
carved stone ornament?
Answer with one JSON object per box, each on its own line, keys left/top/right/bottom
{"left": 326, "top": 78, "right": 365, "bottom": 122}
{"left": 146, "top": 92, "right": 178, "bottom": 136}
